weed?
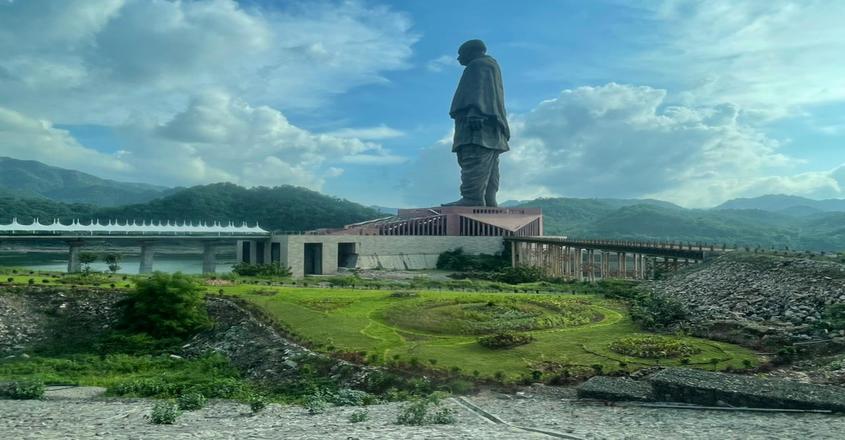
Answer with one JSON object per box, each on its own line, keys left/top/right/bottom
{"left": 349, "top": 409, "right": 369, "bottom": 423}
{"left": 149, "top": 400, "right": 180, "bottom": 424}
{"left": 248, "top": 394, "right": 268, "bottom": 413}
{"left": 177, "top": 392, "right": 207, "bottom": 411}
{"left": 0, "top": 380, "right": 45, "bottom": 399}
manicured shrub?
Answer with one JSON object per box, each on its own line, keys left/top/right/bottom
{"left": 0, "top": 380, "right": 45, "bottom": 400}
{"left": 478, "top": 332, "right": 534, "bottom": 349}
{"left": 609, "top": 335, "right": 701, "bottom": 359}
{"left": 149, "top": 400, "right": 180, "bottom": 424}
{"left": 231, "top": 263, "right": 291, "bottom": 277}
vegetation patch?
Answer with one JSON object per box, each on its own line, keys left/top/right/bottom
{"left": 149, "top": 400, "right": 180, "bottom": 425}
{"left": 381, "top": 297, "right": 600, "bottom": 336}
{"left": 299, "top": 297, "right": 356, "bottom": 312}
{"left": 0, "top": 379, "right": 45, "bottom": 400}
{"left": 229, "top": 287, "right": 760, "bottom": 380}
{"left": 609, "top": 335, "right": 702, "bottom": 359}
{"left": 478, "top": 332, "right": 534, "bottom": 349}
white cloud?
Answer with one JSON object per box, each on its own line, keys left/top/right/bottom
{"left": 0, "top": 106, "right": 130, "bottom": 177}
{"left": 426, "top": 54, "right": 459, "bottom": 72}
{"left": 112, "top": 91, "right": 398, "bottom": 188}
{"left": 403, "top": 83, "right": 845, "bottom": 208}
{"left": 327, "top": 124, "right": 405, "bottom": 140}
{"left": 638, "top": 0, "right": 845, "bottom": 117}
{"left": 0, "top": 0, "right": 418, "bottom": 124}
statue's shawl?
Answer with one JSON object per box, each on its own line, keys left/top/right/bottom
{"left": 449, "top": 55, "right": 510, "bottom": 140}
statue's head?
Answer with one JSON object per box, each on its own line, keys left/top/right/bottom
{"left": 457, "top": 39, "right": 487, "bottom": 66}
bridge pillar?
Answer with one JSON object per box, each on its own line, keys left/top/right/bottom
{"left": 618, "top": 252, "right": 625, "bottom": 278}
{"left": 67, "top": 241, "right": 82, "bottom": 273}
{"left": 202, "top": 242, "right": 217, "bottom": 274}
{"left": 139, "top": 243, "right": 155, "bottom": 274}
{"left": 575, "top": 248, "right": 584, "bottom": 281}
{"left": 588, "top": 249, "right": 595, "bottom": 282}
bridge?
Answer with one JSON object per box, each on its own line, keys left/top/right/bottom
{"left": 506, "top": 236, "right": 726, "bottom": 281}
{"left": 0, "top": 219, "right": 270, "bottom": 274}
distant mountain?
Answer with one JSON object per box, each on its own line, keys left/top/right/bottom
{"left": 96, "top": 183, "right": 381, "bottom": 231}
{"left": 512, "top": 197, "right": 842, "bottom": 251}
{"left": 0, "top": 157, "right": 169, "bottom": 206}
{"left": 717, "top": 194, "right": 845, "bottom": 214}
{"left": 1, "top": 182, "right": 381, "bottom": 232}
{"left": 369, "top": 205, "right": 399, "bottom": 215}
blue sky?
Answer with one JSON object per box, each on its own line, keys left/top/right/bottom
{"left": 1, "top": 0, "right": 844, "bottom": 208}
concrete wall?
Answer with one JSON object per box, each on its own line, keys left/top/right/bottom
{"left": 271, "top": 235, "right": 504, "bottom": 277}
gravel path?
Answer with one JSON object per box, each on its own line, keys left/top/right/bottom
{"left": 1, "top": 387, "right": 844, "bottom": 439}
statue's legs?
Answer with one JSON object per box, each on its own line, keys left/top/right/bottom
{"left": 485, "top": 153, "right": 500, "bottom": 207}
{"left": 443, "top": 144, "right": 497, "bottom": 206}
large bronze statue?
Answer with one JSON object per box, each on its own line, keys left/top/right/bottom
{"left": 443, "top": 39, "right": 509, "bottom": 207}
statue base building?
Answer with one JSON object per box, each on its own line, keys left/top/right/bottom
{"left": 314, "top": 206, "right": 542, "bottom": 237}
{"left": 236, "top": 206, "right": 543, "bottom": 277}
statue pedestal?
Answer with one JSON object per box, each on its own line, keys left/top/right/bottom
{"left": 322, "top": 206, "right": 542, "bottom": 237}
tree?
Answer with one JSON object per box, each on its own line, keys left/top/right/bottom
{"left": 117, "top": 272, "right": 211, "bottom": 338}
{"left": 79, "top": 252, "right": 97, "bottom": 274}
{"left": 104, "top": 253, "right": 122, "bottom": 274}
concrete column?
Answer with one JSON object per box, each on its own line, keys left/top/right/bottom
{"left": 511, "top": 241, "right": 517, "bottom": 267}
{"left": 575, "top": 248, "right": 582, "bottom": 281}
{"left": 67, "top": 241, "right": 82, "bottom": 273}
{"left": 587, "top": 249, "right": 594, "bottom": 282}
{"left": 236, "top": 240, "right": 243, "bottom": 263}
{"left": 202, "top": 242, "right": 216, "bottom": 274}
{"left": 139, "top": 243, "right": 155, "bottom": 274}
{"left": 248, "top": 241, "right": 257, "bottom": 264}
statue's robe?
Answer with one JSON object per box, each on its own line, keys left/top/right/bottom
{"left": 450, "top": 55, "right": 510, "bottom": 152}
{"left": 448, "top": 55, "right": 509, "bottom": 206}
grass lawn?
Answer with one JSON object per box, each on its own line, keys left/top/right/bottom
{"left": 220, "top": 286, "right": 761, "bottom": 382}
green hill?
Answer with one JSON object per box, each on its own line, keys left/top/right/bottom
{"left": 515, "top": 198, "right": 838, "bottom": 251}
{"left": 0, "top": 157, "right": 168, "bottom": 206}
{"left": 0, "top": 183, "right": 380, "bottom": 232}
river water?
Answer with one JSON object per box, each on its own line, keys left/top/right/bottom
{"left": 0, "top": 251, "right": 236, "bottom": 274}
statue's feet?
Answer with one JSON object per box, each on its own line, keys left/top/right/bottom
{"left": 441, "top": 198, "right": 484, "bottom": 207}
{"left": 485, "top": 197, "right": 497, "bottom": 207}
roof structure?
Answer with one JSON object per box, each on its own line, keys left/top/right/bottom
{"left": 0, "top": 218, "right": 268, "bottom": 235}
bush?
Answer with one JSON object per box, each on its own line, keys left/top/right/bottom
{"left": 0, "top": 380, "right": 45, "bottom": 400}
{"left": 478, "top": 332, "right": 534, "bottom": 349}
{"left": 177, "top": 392, "right": 207, "bottom": 411}
{"left": 304, "top": 393, "right": 328, "bottom": 415}
{"left": 117, "top": 272, "right": 211, "bottom": 338}
{"left": 231, "top": 263, "right": 291, "bottom": 277}
{"left": 396, "top": 394, "right": 455, "bottom": 426}
{"left": 819, "top": 304, "right": 845, "bottom": 331}
{"left": 629, "top": 293, "right": 687, "bottom": 329}
{"left": 248, "top": 394, "right": 268, "bottom": 413}
{"left": 149, "top": 400, "right": 180, "bottom": 424}
{"left": 609, "top": 335, "right": 701, "bottom": 359}
{"left": 330, "top": 388, "right": 370, "bottom": 406}
{"left": 349, "top": 409, "right": 369, "bottom": 423}
{"left": 388, "top": 291, "right": 419, "bottom": 299}
{"left": 436, "top": 248, "right": 509, "bottom": 272}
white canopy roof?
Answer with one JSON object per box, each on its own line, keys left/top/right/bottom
{"left": 0, "top": 218, "right": 269, "bottom": 235}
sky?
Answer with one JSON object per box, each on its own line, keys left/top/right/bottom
{"left": 1, "top": 0, "right": 844, "bottom": 208}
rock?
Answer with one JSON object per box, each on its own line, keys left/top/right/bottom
{"left": 576, "top": 376, "right": 653, "bottom": 402}
{"left": 648, "top": 368, "right": 845, "bottom": 412}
